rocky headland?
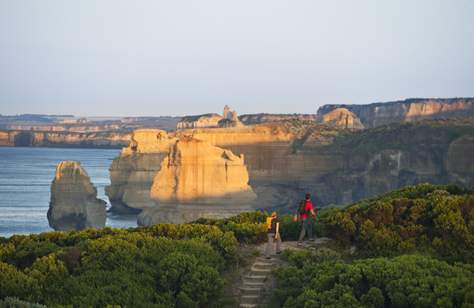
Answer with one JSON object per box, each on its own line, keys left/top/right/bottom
{"left": 34, "top": 97, "right": 474, "bottom": 225}
{"left": 238, "top": 113, "right": 317, "bottom": 125}
{"left": 48, "top": 161, "right": 106, "bottom": 230}
{"left": 139, "top": 137, "right": 256, "bottom": 224}
{"left": 0, "top": 115, "right": 180, "bottom": 148}
{"left": 317, "top": 97, "right": 474, "bottom": 128}
{"left": 107, "top": 116, "right": 474, "bottom": 223}
{"left": 0, "top": 130, "right": 131, "bottom": 148}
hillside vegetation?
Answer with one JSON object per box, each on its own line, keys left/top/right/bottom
{"left": 272, "top": 183, "right": 474, "bottom": 308}
{"left": 0, "top": 224, "right": 252, "bottom": 307}
{"left": 1, "top": 184, "right": 473, "bottom": 307}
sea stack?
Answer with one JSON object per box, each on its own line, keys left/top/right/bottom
{"left": 150, "top": 137, "right": 256, "bottom": 204}
{"left": 138, "top": 137, "right": 256, "bottom": 225}
{"left": 48, "top": 161, "right": 106, "bottom": 231}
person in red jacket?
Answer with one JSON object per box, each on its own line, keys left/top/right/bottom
{"left": 297, "top": 193, "right": 317, "bottom": 245}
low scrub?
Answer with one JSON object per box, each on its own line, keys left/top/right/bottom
{"left": 273, "top": 250, "right": 474, "bottom": 308}
{"left": 326, "top": 183, "right": 474, "bottom": 262}
{"left": 0, "top": 224, "right": 238, "bottom": 307}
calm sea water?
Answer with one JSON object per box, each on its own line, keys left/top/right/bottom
{"left": 0, "top": 147, "right": 137, "bottom": 237}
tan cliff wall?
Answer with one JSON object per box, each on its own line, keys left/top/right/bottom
{"left": 317, "top": 98, "right": 474, "bottom": 128}
{"left": 106, "top": 129, "right": 174, "bottom": 213}
{"left": 317, "top": 119, "right": 474, "bottom": 206}
{"left": 138, "top": 137, "right": 257, "bottom": 225}
{"left": 106, "top": 119, "right": 474, "bottom": 216}
{"left": 319, "top": 108, "right": 365, "bottom": 130}
{"left": 0, "top": 130, "right": 131, "bottom": 148}
{"left": 150, "top": 137, "right": 256, "bottom": 204}
{"left": 106, "top": 124, "right": 346, "bottom": 213}
{"left": 238, "top": 113, "right": 316, "bottom": 125}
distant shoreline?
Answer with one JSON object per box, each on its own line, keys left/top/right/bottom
{"left": 0, "top": 144, "right": 125, "bottom": 149}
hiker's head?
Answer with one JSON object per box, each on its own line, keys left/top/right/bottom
{"left": 305, "top": 193, "right": 311, "bottom": 200}
{"left": 271, "top": 211, "right": 277, "bottom": 217}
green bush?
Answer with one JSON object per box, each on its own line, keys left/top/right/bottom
{"left": 0, "top": 297, "right": 46, "bottom": 308}
{"left": 0, "top": 262, "right": 37, "bottom": 301}
{"left": 273, "top": 252, "right": 474, "bottom": 308}
{"left": 325, "top": 184, "right": 474, "bottom": 262}
{"left": 0, "top": 223, "right": 237, "bottom": 307}
{"left": 193, "top": 212, "right": 268, "bottom": 244}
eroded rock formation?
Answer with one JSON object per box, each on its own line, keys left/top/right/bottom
{"left": 138, "top": 137, "right": 256, "bottom": 225}
{"left": 177, "top": 106, "right": 243, "bottom": 129}
{"left": 0, "top": 130, "right": 131, "bottom": 148}
{"left": 238, "top": 113, "right": 316, "bottom": 125}
{"left": 317, "top": 98, "right": 474, "bottom": 128}
{"left": 150, "top": 137, "right": 256, "bottom": 204}
{"left": 108, "top": 116, "right": 474, "bottom": 219}
{"left": 176, "top": 113, "right": 223, "bottom": 129}
{"left": 320, "top": 108, "right": 364, "bottom": 129}
{"left": 48, "top": 161, "right": 106, "bottom": 230}
{"left": 106, "top": 129, "right": 176, "bottom": 213}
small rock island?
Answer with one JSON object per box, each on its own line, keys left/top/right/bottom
{"left": 47, "top": 160, "right": 106, "bottom": 231}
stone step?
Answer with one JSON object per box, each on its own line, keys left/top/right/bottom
{"left": 244, "top": 275, "right": 267, "bottom": 283}
{"left": 256, "top": 257, "right": 277, "bottom": 263}
{"left": 241, "top": 295, "right": 259, "bottom": 305}
{"left": 242, "top": 281, "right": 265, "bottom": 287}
{"left": 250, "top": 266, "right": 272, "bottom": 274}
{"left": 239, "top": 286, "right": 263, "bottom": 295}
{"left": 253, "top": 262, "right": 273, "bottom": 269}
{"left": 240, "top": 304, "right": 258, "bottom": 308}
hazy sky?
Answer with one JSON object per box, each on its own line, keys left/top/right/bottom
{"left": 1, "top": 0, "right": 473, "bottom": 116}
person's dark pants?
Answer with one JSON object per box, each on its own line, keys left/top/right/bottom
{"left": 298, "top": 219, "right": 313, "bottom": 242}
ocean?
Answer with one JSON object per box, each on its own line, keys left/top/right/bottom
{"left": 0, "top": 147, "right": 137, "bottom": 238}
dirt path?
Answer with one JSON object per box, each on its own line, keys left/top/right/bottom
{"left": 237, "top": 237, "right": 332, "bottom": 307}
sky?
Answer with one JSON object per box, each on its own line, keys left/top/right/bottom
{"left": 0, "top": 0, "right": 473, "bottom": 117}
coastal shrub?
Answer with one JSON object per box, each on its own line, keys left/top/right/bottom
{"left": 193, "top": 210, "right": 334, "bottom": 243}
{"left": 136, "top": 223, "right": 238, "bottom": 263}
{"left": 273, "top": 251, "right": 474, "bottom": 308}
{"left": 0, "top": 297, "right": 46, "bottom": 308}
{"left": 3, "top": 240, "right": 60, "bottom": 268}
{"left": 325, "top": 183, "right": 474, "bottom": 262}
{"left": 0, "top": 224, "right": 235, "bottom": 307}
{"left": 193, "top": 212, "right": 268, "bottom": 244}
{"left": 0, "top": 262, "right": 37, "bottom": 301}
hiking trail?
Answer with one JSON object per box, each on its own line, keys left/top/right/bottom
{"left": 238, "top": 237, "right": 331, "bottom": 308}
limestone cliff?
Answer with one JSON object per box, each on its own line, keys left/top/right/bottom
{"left": 106, "top": 129, "right": 175, "bottom": 213}
{"left": 107, "top": 123, "right": 332, "bottom": 213}
{"left": 239, "top": 113, "right": 316, "bottom": 125}
{"left": 317, "top": 98, "right": 474, "bottom": 128}
{"left": 138, "top": 137, "right": 256, "bottom": 225}
{"left": 176, "top": 113, "right": 223, "bottom": 129}
{"left": 150, "top": 137, "right": 256, "bottom": 204}
{"left": 317, "top": 118, "right": 474, "bottom": 205}
{"left": 48, "top": 161, "right": 106, "bottom": 231}
{"left": 319, "top": 108, "right": 364, "bottom": 129}
{"left": 0, "top": 130, "right": 131, "bottom": 148}
{"left": 108, "top": 118, "right": 474, "bottom": 217}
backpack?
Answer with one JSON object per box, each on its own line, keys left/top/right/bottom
{"left": 298, "top": 200, "right": 308, "bottom": 216}
{"left": 266, "top": 217, "right": 273, "bottom": 230}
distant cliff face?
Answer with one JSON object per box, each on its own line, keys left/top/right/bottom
{"left": 107, "top": 118, "right": 474, "bottom": 219}
{"left": 48, "top": 161, "right": 106, "bottom": 231}
{"left": 0, "top": 130, "right": 131, "bottom": 148}
{"left": 176, "top": 113, "right": 224, "bottom": 129}
{"left": 317, "top": 98, "right": 474, "bottom": 128}
{"left": 319, "top": 108, "right": 364, "bottom": 130}
{"left": 239, "top": 113, "right": 316, "bottom": 125}
{"left": 321, "top": 119, "right": 474, "bottom": 205}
